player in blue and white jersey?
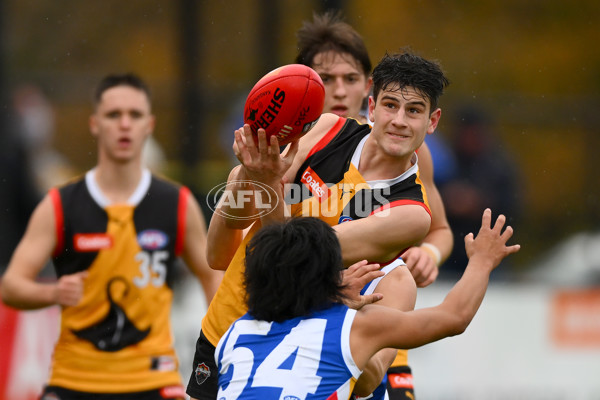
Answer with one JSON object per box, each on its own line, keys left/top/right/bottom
{"left": 216, "top": 213, "right": 519, "bottom": 399}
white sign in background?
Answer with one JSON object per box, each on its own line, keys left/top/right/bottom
{"left": 3, "top": 281, "right": 600, "bottom": 400}
{"left": 408, "top": 283, "right": 600, "bottom": 400}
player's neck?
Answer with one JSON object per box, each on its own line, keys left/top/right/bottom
{"left": 93, "top": 160, "right": 145, "bottom": 204}
{"left": 358, "top": 140, "right": 413, "bottom": 181}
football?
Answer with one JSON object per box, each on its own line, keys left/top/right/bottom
{"left": 243, "top": 64, "right": 325, "bottom": 146}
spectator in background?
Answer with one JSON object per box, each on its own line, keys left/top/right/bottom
{"left": 438, "top": 105, "right": 521, "bottom": 279}
{"left": 12, "top": 84, "right": 76, "bottom": 192}
{"left": 423, "top": 132, "right": 457, "bottom": 187}
{"left": 0, "top": 90, "right": 42, "bottom": 275}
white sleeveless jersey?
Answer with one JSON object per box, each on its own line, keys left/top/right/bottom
{"left": 215, "top": 303, "right": 361, "bottom": 400}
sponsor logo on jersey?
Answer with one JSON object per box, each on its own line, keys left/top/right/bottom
{"left": 388, "top": 372, "right": 414, "bottom": 389}
{"left": 195, "top": 362, "right": 211, "bottom": 385}
{"left": 151, "top": 355, "right": 176, "bottom": 371}
{"left": 300, "top": 167, "right": 330, "bottom": 201}
{"left": 160, "top": 385, "right": 186, "bottom": 398}
{"left": 73, "top": 233, "right": 113, "bottom": 252}
{"left": 338, "top": 215, "right": 353, "bottom": 224}
{"left": 137, "top": 229, "right": 169, "bottom": 250}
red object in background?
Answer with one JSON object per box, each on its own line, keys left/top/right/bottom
{"left": 0, "top": 299, "right": 59, "bottom": 400}
{"left": 0, "top": 304, "right": 19, "bottom": 398}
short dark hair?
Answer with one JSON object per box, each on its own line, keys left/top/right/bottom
{"left": 372, "top": 50, "right": 449, "bottom": 112}
{"left": 93, "top": 73, "right": 152, "bottom": 109}
{"left": 244, "top": 217, "right": 347, "bottom": 322}
{"left": 295, "top": 11, "right": 371, "bottom": 76}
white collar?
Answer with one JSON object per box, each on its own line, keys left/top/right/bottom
{"left": 350, "top": 134, "right": 419, "bottom": 187}
{"left": 85, "top": 168, "right": 151, "bottom": 207}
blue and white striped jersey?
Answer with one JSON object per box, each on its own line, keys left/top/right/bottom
{"left": 215, "top": 303, "right": 361, "bottom": 400}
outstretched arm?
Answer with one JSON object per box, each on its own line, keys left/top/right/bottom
{"left": 351, "top": 209, "right": 520, "bottom": 369}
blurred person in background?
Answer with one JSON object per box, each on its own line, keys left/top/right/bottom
{"left": 1, "top": 73, "right": 222, "bottom": 400}
{"left": 438, "top": 105, "right": 521, "bottom": 280}
{"left": 294, "top": 11, "right": 453, "bottom": 399}
{"left": 12, "top": 84, "right": 77, "bottom": 192}
{"left": 0, "top": 98, "right": 41, "bottom": 275}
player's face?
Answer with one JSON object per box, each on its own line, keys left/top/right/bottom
{"left": 368, "top": 86, "right": 441, "bottom": 161}
{"left": 311, "top": 51, "right": 371, "bottom": 120}
{"left": 90, "top": 86, "right": 154, "bottom": 164}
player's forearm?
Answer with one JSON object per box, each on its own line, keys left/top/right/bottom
{"left": 439, "top": 259, "right": 493, "bottom": 333}
{"left": 258, "top": 183, "right": 288, "bottom": 226}
{"left": 420, "top": 224, "right": 453, "bottom": 265}
{"left": 206, "top": 214, "right": 243, "bottom": 270}
{"left": 422, "top": 178, "right": 453, "bottom": 264}
{"left": 198, "top": 270, "right": 223, "bottom": 304}
{"left": 218, "top": 180, "right": 260, "bottom": 229}
{"left": 1, "top": 276, "right": 58, "bottom": 310}
{"left": 353, "top": 348, "right": 397, "bottom": 396}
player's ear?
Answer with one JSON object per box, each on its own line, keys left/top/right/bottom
{"left": 363, "top": 76, "right": 373, "bottom": 99}
{"left": 367, "top": 96, "right": 376, "bottom": 123}
{"left": 89, "top": 114, "right": 99, "bottom": 136}
{"left": 427, "top": 108, "right": 442, "bottom": 134}
{"left": 147, "top": 114, "right": 156, "bottom": 135}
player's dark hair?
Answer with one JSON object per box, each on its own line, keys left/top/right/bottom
{"left": 93, "top": 73, "right": 152, "bottom": 109}
{"left": 295, "top": 11, "right": 371, "bottom": 76}
{"left": 244, "top": 217, "right": 347, "bottom": 322}
{"left": 372, "top": 50, "right": 449, "bottom": 112}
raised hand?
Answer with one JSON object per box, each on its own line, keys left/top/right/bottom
{"left": 232, "top": 125, "right": 298, "bottom": 188}
{"left": 464, "top": 208, "right": 521, "bottom": 270}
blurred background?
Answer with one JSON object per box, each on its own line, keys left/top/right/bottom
{"left": 1, "top": 0, "right": 599, "bottom": 399}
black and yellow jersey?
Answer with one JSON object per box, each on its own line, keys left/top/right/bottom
{"left": 47, "top": 168, "right": 190, "bottom": 393}
{"left": 201, "top": 117, "right": 430, "bottom": 359}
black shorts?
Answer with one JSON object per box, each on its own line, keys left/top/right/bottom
{"left": 40, "top": 385, "right": 186, "bottom": 400}
{"left": 186, "top": 330, "right": 219, "bottom": 400}
{"left": 386, "top": 365, "right": 415, "bottom": 400}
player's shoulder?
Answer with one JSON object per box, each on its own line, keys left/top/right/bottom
{"left": 54, "top": 173, "right": 85, "bottom": 192}
{"left": 294, "top": 113, "right": 343, "bottom": 158}
{"left": 301, "top": 113, "right": 340, "bottom": 143}
{"left": 149, "top": 172, "right": 187, "bottom": 194}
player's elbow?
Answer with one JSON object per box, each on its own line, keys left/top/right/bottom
{"left": 1, "top": 277, "right": 21, "bottom": 309}
{"left": 224, "top": 217, "right": 253, "bottom": 230}
{"left": 206, "top": 253, "right": 229, "bottom": 271}
{"left": 449, "top": 312, "right": 472, "bottom": 336}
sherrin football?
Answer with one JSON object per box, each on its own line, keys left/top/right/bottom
{"left": 243, "top": 64, "right": 325, "bottom": 146}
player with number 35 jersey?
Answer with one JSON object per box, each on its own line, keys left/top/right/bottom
{"left": 47, "top": 169, "right": 188, "bottom": 393}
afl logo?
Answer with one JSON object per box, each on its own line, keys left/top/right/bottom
{"left": 137, "top": 230, "right": 168, "bottom": 250}
{"left": 338, "top": 215, "right": 353, "bottom": 224}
